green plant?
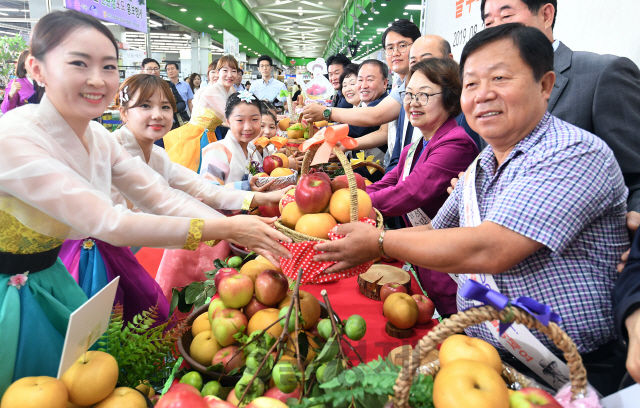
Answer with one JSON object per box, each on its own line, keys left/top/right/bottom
{"left": 97, "top": 303, "right": 189, "bottom": 388}
{"left": 0, "top": 35, "right": 28, "bottom": 85}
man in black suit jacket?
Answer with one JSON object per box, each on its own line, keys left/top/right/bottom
{"left": 480, "top": 0, "right": 640, "bottom": 219}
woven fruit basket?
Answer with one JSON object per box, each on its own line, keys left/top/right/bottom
{"left": 274, "top": 142, "right": 384, "bottom": 284}
{"left": 392, "top": 305, "right": 589, "bottom": 407}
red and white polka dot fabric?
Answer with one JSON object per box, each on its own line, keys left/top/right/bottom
{"left": 280, "top": 194, "right": 296, "bottom": 210}
{"left": 279, "top": 217, "right": 377, "bottom": 284}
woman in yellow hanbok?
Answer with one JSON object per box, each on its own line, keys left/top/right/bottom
{"left": 163, "top": 56, "right": 239, "bottom": 172}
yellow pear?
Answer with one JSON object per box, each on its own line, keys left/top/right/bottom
{"left": 191, "top": 312, "right": 210, "bottom": 337}
{"left": 190, "top": 330, "right": 222, "bottom": 366}
{"left": 61, "top": 351, "right": 119, "bottom": 407}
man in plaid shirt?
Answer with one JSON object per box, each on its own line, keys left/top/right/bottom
{"left": 315, "top": 24, "right": 629, "bottom": 395}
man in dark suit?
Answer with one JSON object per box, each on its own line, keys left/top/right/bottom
{"left": 480, "top": 0, "right": 640, "bottom": 220}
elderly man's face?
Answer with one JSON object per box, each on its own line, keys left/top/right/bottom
{"left": 461, "top": 38, "right": 553, "bottom": 145}
{"left": 357, "top": 63, "right": 387, "bottom": 104}
{"left": 409, "top": 38, "right": 445, "bottom": 67}
{"left": 483, "top": 0, "right": 547, "bottom": 32}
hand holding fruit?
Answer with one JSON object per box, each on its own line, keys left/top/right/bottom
{"left": 250, "top": 176, "right": 275, "bottom": 192}
{"left": 313, "top": 222, "right": 380, "bottom": 273}
{"left": 221, "top": 216, "right": 291, "bottom": 261}
{"left": 252, "top": 186, "right": 295, "bottom": 207}
{"left": 302, "top": 103, "right": 326, "bottom": 123}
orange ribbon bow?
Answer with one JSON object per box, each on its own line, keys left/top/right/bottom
{"left": 253, "top": 136, "right": 270, "bottom": 148}
{"left": 269, "top": 136, "right": 288, "bottom": 149}
{"left": 299, "top": 124, "right": 358, "bottom": 166}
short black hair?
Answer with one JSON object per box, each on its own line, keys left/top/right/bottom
{"left": 338, "top": 63, "right": 360, "bottom": 89}
{"left": 359, "top": 59, "right": 389, "bottom": 80}
{"left": 381, "top": 19, "right": 421, "bottom": 47}
{"left": 326, "top": 53, "right": 351, "bottom": 69}
{"left": 257, "top": 55, "right": 273, "bottom": 67}
{"left": 165, "top": 62, "right": 179, "bottom": 71}
{"left": 141, "top": 58, "right": 159, "bottom": 69}
{"left": 225, "top": 92, "right": 263, "bottom": 119}
{"left": 460, "top": 23, "right": 553, "bottom": 83}
{"left": 481, "top": 0, "right": 557, "bottom": 29}
{"left": 238, "top": 68, "right": 244, "bottom": 75}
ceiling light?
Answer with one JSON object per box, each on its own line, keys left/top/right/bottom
{"left": 180, "top": 8, "right": 187, "bottom": 11}
{"left": 403, "top": 12, "right": 408, "bottom": 15}
{"left": 0, "top": 11, "right": 9, "bottom": 16}
{"left": 364, "top": 23, "right": 368, "bottom": 25}
{"left": 218, "top": 30, "right": 223, "bottom": 33}
{"left": 243, "top": 45, "right": 247, "bottom": 48}
{"left": 405, "top": 5, "right": 423, "bottom": 10}
{"left": 395, "top": 18, "right": 398, "bottom": 21}
{"left": 376, "top": 28, "right": 385, "bottom": 31}
{"left": 298, "top": 6, "right": 302, "bottom": 9}
{"left": 299, "top": 12, "right": 303, "bottom": 15}
{"left": 388, "top": 23, "right": 392, "bottom": 26}
{"left": 356, "top": 31, "right": 360, "bottom": 34}
{"left": 208, "top": 24, "right": 214, "bottom": 28}
{"left": 196, "top": 17, "right": 202, "bottom": 21}
{"left": 248, "top": 48, "right": 251, "bottom": 50}
{"left": 381, "top": 2, "right": 386, "bottom": 5}
{"left": 374, "top": 11, "right": 379, "bottom": 14}
{"left": 318, "top": 1, "right": 323, "bottom": 3}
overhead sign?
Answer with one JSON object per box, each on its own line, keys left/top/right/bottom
{"left": 64, "top": 0, "right": 147, "bottom": 33}
{"left": 223, "top": 29, "right": 239, "bottom": 58}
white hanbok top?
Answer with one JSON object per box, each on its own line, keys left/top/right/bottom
{"left": 0, "top": 95, "right": 222, "bottom": 249}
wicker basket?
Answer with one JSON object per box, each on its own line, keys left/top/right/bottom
{"left": 275, "top": 143, "right": 384, "bottom": 242}
{"left": 392, "top": 305, "right": 588, "bottom": 407}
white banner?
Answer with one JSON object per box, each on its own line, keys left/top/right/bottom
{"left": 425, "top": 0, "right": 484, "bottom": 62}
{"left": 223, "top": 30, "right": 240, "bottom": 58}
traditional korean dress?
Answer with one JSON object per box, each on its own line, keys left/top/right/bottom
{"left": 199, "top": 132, "right": 263, "bottom": 188}
{"left": 163, "top": 82, "right": 235, "bottom": 172}
{"left": 0, "top": 96, "right": 223, "bottom": 394}
{"left": 58, "top": 126, "right": 252, "bottom": 324}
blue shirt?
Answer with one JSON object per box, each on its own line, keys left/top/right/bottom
{"left": 250, "top": 77, "right": 287, "bottom": 106}
{"left": 388, "top": 75, "right": 406, "bottom": 105}
{"left": 433, "top": 112, "right": 629, "bottom": 354}
{"left": 174, "top": 80, "right": 194, "bottom": 103}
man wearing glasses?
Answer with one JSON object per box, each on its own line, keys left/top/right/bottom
{"left": 302, "top": 19, "right": 421, "bottom": 162}
{"left": 140, "top": 58, "right": 188, "bottom": 133}
{"left": 250, "top": 55, "right": 287, "bottom": 111}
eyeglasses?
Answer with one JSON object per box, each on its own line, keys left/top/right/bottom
{"left": 143, "top": 68, "right": 160, "bottom": 72}
{"left": 400, "top": 91, "right": 443, "bottom": 105}
{"left": 384, "top": 42, "right": 413, "bottom": 56}
{"left": 258, "top": 64, "right": 271, "bottom": 69}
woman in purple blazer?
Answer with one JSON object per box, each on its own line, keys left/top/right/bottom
{"left": 1, "top": 50, "right": 43, "bottom": 114}
{"left": 367, "top": 58, "right": 478, "bottom": 316}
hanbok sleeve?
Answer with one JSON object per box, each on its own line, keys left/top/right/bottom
{"left": 0, "top": 121, "right": 221, "bottom": 249}
{"left": 154, "top": 146, "right": 248, "bottom": 210}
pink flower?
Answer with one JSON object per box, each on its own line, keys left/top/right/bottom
{"left": 8, "top": 272, "right": 29, "bottom": 289}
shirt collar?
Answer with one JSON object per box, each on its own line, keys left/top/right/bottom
{"left": 478, "top": 111, "right": 552, "bottom": 174}
{"left": 552, "top": 39, "right": 560, "bottom": 52}
{"left": 261, "top": 77, "right": 273, "bottom": 85}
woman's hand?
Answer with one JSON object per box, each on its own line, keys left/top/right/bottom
{"left": 313, "top": 222, "right": 380, "bottom": 273}
{"left": 252, "top": 186, "right": 294, "bottom": 207}
{"left": 288, "top": 151, "right": 304, "bottom": 171}
{"left": 250, "top": 176, "right": 275, "bottom": 192}
{"left": 224, "top": 215, "right": 292, "bottom": 261}
{"left": 9, "top": 81, "right": 21, "bottom": 98}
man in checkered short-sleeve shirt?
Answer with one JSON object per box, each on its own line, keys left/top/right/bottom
{"left": 314, "top": 23, "right": 629, "bottom": 395}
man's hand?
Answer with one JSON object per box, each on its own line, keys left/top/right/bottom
{"left": 9, "top": 81, "right": 21, "bottom": 98}
{"left": 302, "top": 104, "right": 326, "bottom": 123}
{"left": 447, "top": 172, "right": 464, "bottom": 195}
{"left": 313, "top": 222, "right": 380, "bottom": 273}
{"left": 618, "top": 211, "right": 640, "bottom": 272}
{"left": 625, "top": 308, "right": 640, "bottom": 383}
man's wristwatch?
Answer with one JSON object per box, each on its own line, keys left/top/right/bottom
{"left": 323, "top": 107, "right": 332, "bottom": 120}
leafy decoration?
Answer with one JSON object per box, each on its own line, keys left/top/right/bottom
{"left": 97, "top": 303, "right": 189, "bottom": 388}
{"left": 0, "top": 34, "right": 28, "bottom": 87}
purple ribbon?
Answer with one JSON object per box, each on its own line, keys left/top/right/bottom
{"left": 459, "top": 279, "right": 561, "bottom": 335}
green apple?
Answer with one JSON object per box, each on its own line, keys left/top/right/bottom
{"left": 279, "top": 306, "right": 302, "bottom": 332}
{"left": 180, "top": 371, "right": 203, "bottom": 391}
{"left": 317, "top": 319, "right": 332, "bottom": 340}
{"left": 246, "top": 349, "right": 271, "bottom": 377}
{"left": 344, "top": 315, "right": 366, "bottom": 341}
{"left": 272, "top": 362, "right": 298, "bottom": 393}
{"left": 227, "top": 256, "right": 243, "bottom": 269}
{"left": 235, "top": 374, "right": 265, "bottom": 400}
{"left": 316, "top": 364, "right": 327, "bottom": 384}
{"left": 201, "top": 380, "right": 221, "bottom": 397}
{"left": 208, "top": 298, "right": 227, "bottom": 327}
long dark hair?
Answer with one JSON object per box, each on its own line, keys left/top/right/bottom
{"left": 15, "top": 49, "right": 29, "bottom": 78}
{"left": 30, "top": 10, "right": 118, "bottom": 61}
{"left": 189, "top": 73, "right": 201, "bottom": 93}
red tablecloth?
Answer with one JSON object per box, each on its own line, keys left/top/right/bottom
{"left": 302, "top": 273, "right": 437, "bottom": 363}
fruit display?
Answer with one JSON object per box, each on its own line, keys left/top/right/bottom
{"left": 380, "top": 284, "right": 437, "bottom": 339}
{"left": 286, "top": 123, "right": 306, "bottom": 139}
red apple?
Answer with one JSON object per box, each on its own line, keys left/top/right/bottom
{"left": 330, "top": 174, "right": 366, "bottom": 192}
{"left": 510, "top": 388, "right": 563, "bottom": 408}
{"left": 295, "top": 174, "right": 332, "bottom": 214}
{"left": 214, "top": 268, "right": 239, "bottom": 290}
{"left": 212, "top": 309, "right": 248, "bottom": 347}
{"left": 380, "top": 282, "right": 407, "bottom": 303}
{"left": 157, "top": 389, "right": 209, "bottom": 408}
{"left": 312, "top": 171, "right": 331, "bottom": 184}
{"left": 263, "top": 387, "right": 301, "bottom": 403}
{"left": 255, "top": 172, "right": 269, "bottom": 177}
{"left": 212, "top": 346, "right": 245, "bottom": 373}
{"left": 244, "top": 296, "right": 270, "bottom": 321}
{"left": 218, "top": 274, "right": 254, "bottom": 309}
{"left": 263, "top": 155, "right": 284, "bottom": 175}
{"left": 245, "top": 397, "right": 289, "bottom": 408}
{"left": 204, "top": 395, "right": 237, "bottom": 408}
{"left": 255, "top": 270, "right": 288, "bottom": 306}
{"left": 167, "top": 382, "right": 201, "bottom": 395}
{"left": 412, "top": 294, "right": 436, "bottom": 324}
{"left": 258, "top": 205, "right": 281, "bottom": 218}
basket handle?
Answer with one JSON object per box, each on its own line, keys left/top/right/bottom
{"left": 301, "top": 144, "right": 360, "bottom": 223}
{"left": 392, "top": 305, "right": 588, "bottom": 407}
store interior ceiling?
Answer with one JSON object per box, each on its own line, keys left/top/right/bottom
{"left": 0, "top": 0, "right": 423, "bottom": 63}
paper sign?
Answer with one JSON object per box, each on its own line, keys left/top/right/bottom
{"left": 57, "top": 277, "right": 120, "bottom": 378}
{"left": 602, "top": 384, "right": 640, "bottom": 408}
{"left": 64, "top": 0, "right": 147, "bottom": 33}
{"left": 223, "top": 30, "right": 239, "bottom": 58}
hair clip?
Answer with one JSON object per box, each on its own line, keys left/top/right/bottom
{"left": 119, "top": 86, "right": 129, "bottom": 103}
{"left": 237, "top": 90, "right": 255, "bottom": 103}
